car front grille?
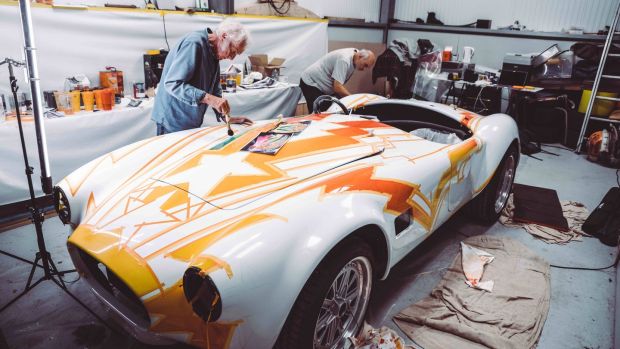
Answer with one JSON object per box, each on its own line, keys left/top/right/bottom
{"left": 75, "top": 247, "right": 151, "bottom": 327}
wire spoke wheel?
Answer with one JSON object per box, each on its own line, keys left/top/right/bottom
{"left": 313, "top": 256, "right": 372, "bottom": 349}
{"left": 494, "top": 153, "right": 516, "bottom": 213}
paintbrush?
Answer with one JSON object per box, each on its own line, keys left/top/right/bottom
{"left": 224, "top": 114, "right": 234, "bottom": 136}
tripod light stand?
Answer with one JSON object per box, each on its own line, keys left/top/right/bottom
{"left": 0, "top": 0, "right": 112, "bottom": 332}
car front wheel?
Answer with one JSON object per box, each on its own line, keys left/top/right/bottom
{"left": 276, "top": 238, "right": 374, "bottom": 349}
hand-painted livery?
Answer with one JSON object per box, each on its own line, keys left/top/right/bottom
{"left": 58, "top": 95, "right": 519, "bottom": 348}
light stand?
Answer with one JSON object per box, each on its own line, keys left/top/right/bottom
{"left": 0, "top": 0, "right": 113, "bottom": 332}
{"left": 18, "top": 0, "right": 52, "bottom": 195}
{"left": 0, "top": 58, "right": 91, "bottom": 319}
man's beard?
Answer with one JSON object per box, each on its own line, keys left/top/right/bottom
{"left": 219, "top": 40, "right": 231, "bottom": 59}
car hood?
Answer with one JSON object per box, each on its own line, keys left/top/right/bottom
{"left": 66, "top": 116, "right": 400, "bottom": 287}
{"left": 147, "top": 119, "right": 385, "bottom": 211}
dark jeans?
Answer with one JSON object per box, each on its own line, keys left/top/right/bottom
{"left": 156, "top": 123, "right": 169, "bottom": 136}
{"left": 299, "top": 79, "right": 325, "bottom": 113}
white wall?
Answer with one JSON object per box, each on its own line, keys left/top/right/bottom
{"left": 395, "top": 0, "right": 617, "bottom": 33}
{"left": 328, "top": 27, "right": 383, "bottom": 43}
{"left": 235, "top": 0, "right": 381, "bottom": 22}
{"left": 50, "top": 0, "right": 199, "bottom": 8}
{"left": 51, "top": 0, "right": 383, "bottom": 22}
{"left": 0, "top": 4, "right": 326, "bottom": 97}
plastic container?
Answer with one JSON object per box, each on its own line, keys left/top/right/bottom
{"left": 578, "top": 90, "right": 619, "bottom": 117}
{"left": 69, "top": 90, "right": 81, "bottom": 113}
{"left": 226, "top": 77, "right": 236, "bottom": 93}
{"left": 82, "top": 91, "right": 94, "bottom": 111}
{"left": 93, "top": 89, "right": 104, "bottom": 110}
{"left": 56, "top": 92, "right": 73, "bottom": 115}
{"left": 101, "top": 89, "right": 114, "bottom": 111}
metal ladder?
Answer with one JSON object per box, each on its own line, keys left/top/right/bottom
{"left": 576, "top": 0, "right": 620, "bottom": 152}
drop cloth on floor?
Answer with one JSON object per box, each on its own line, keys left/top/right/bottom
{"left": 393, "top": 235, "right": 550, "bottom": 349}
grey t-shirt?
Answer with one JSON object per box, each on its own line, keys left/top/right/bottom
{"left": 301, "top": 48, "right": 357, "bottom": 95}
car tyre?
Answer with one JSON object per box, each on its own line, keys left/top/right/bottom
{"left": 275, "top": 238, "right": 374, "bottom": 349}
{"left": 468, "top": 144, "right": 518, "bottom": 224}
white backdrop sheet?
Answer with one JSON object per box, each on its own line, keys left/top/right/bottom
{"left": 0, "top": 83, "right": 300, "bottom": 205}
{"left": 0, "top": 106, "right": 154, "bottom": 206}
{"left": 203, "top": 83, "right": 301, "bottom": 125}
{"left": 0, "top": 3, "right": 327, "bottom": 96}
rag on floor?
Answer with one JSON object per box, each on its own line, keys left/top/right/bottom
{"left": 500, "top": 194, "right": 590, "bottom": 244}
{"left": 461, "top": 242, "right": 495, "bottom": 292}
{"left": 394, "top": 236, "right": 550, "bottom": 349}
{"left": 351, "top": 323, "right": 413, "bottom": 349}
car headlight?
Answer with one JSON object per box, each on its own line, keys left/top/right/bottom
{"left": 53, "top": 186, "right": 71, "bottom": 225}
{"left": 183, "top": 266, "right": 222, "bottom": 322}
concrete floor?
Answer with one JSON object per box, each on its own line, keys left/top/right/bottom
{"left": 0, "top": 146, "right": 617, "bottom": 349}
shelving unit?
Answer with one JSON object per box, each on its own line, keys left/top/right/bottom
{"left": 575, "top": 0, "right": 620, "bottom": 152}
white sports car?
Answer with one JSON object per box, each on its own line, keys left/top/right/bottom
{"left": 54, "top": 94, "right": 519, "bottom": 349}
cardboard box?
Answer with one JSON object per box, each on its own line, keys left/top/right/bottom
{"left": 248, "top": 54, "right": 286, "bottom": 78}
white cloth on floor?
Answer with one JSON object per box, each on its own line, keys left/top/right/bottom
{"left": 351, "top": 322, "right": 413, "bottom": 349}
{"left": 461, "top": 242, "right": 495, "bottom": 292}
{"left": 500, "top": 194, "right": 590, "bottom": 244}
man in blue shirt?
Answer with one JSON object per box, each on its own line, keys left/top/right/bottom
{"left": 152, "top": 19, "right": 252, "bottom": 135}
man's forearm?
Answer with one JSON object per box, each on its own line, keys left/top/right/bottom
{"left": 201, "top": 93, "right": 230, "bottom": 115}
{"left": 333, "top": 81, "right": 351, "bottom": 97}
{"left": 201, "top": 93, "right": 218, "bottom": 106}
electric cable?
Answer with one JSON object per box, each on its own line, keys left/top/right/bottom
{"left": 59, "top": 271, "right": 81, "bottom": 284}
{"left": 268, "top": 0, "right": 290, "bottom": 15}
{"left": 541, "top": 143, "right": 573, "bottom": 151}
{"left": 550, "top": 260, "right": 618, "bottom": 271}
{"left": 472, "top": 85, "right": 486, "bottom": 114}
{"left": 550, "top": 240, "right": 620, "bottom": 271}
{"left": 162, "top": 13, "right": 171, "bottom": 51}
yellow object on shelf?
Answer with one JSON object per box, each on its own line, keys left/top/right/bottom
{"left": 82, "top": 91, "right": 94, "bottom": 111}
{"left": 69, "top": 90, "right": 81, "bottom": 113}
{"left": 146, "top": 49, "right": 161, "bottom": 55}
{"left": 578, "top": 90, "right": 618, "bottom": 117}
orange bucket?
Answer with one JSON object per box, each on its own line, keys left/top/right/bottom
{"left": 93, "top": 89, "right": 104, "bottom": 110}
{"left": 101, "top": 89, "right": 114, "bottom": 111}
{"left": 82, "top": 91, "right": 94, "bottom": 111}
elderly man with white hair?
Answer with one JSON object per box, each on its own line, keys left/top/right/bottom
{"left": 300, "top": 48, "right": 376, "bottom": 113}
{"left": 152, "top": 19, "right": 253, "bottom": 135}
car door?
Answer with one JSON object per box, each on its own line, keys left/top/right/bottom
{"left": 379, "top": 136, "right": 454, "bottom": 260}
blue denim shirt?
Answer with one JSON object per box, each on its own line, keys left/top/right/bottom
{"left": 151, "top": 28, "right": 222, "bottom": 132}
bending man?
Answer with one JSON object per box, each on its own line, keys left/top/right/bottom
{"left": 299, "top": 48, "right": 376, "bottom": 113}
{"left": 152, "top": 19, "right": 253, "bottom": 135}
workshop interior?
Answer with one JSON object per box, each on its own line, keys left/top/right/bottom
{"left": 1, "top": 0, "right": 620, "bottom": 348}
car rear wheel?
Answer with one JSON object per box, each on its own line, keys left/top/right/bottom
{"left": 275, "top": 238, "right": 374, "bottom": 349}
{"left": 468, "top": 144, "right": 518, "bottom": 224}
